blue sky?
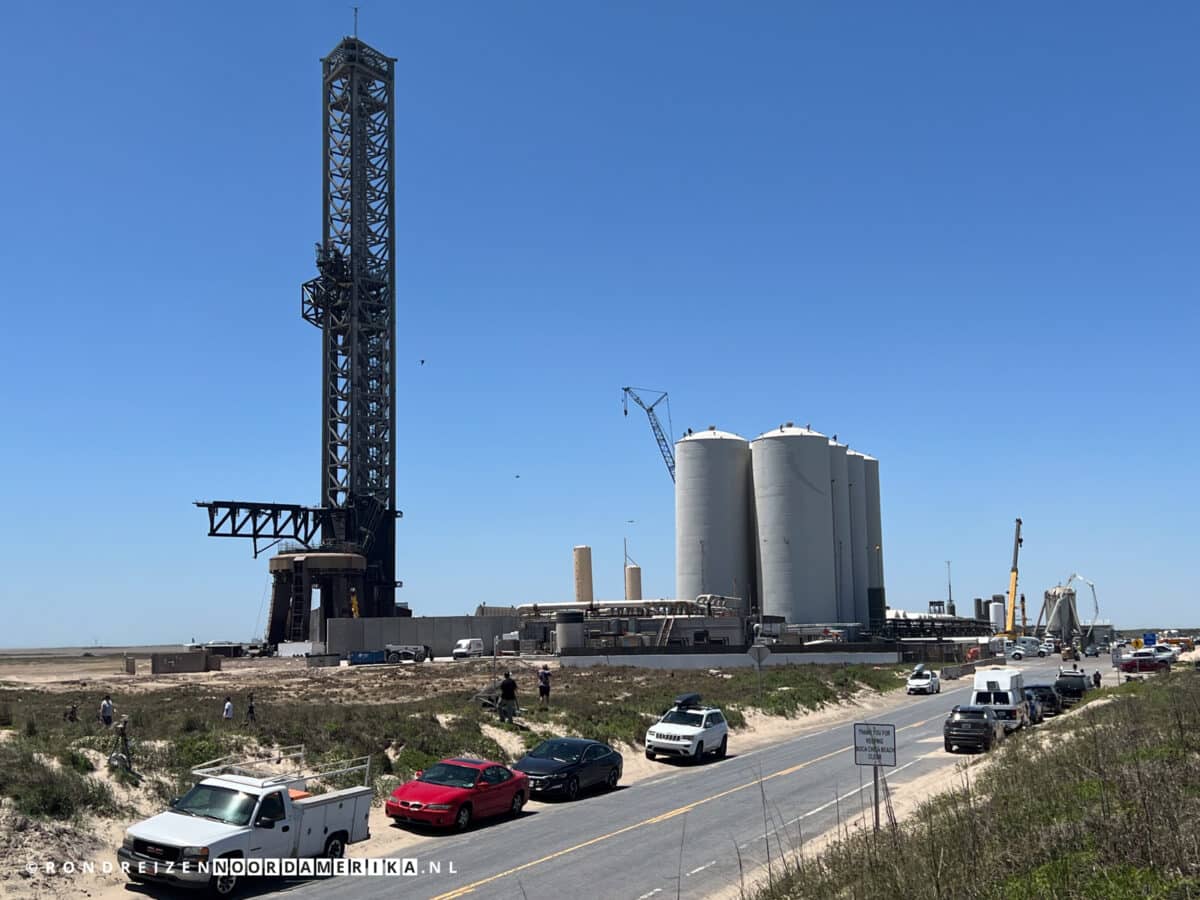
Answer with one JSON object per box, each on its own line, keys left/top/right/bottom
{"left": 0, "top": 2, "right": 1196, "bottom": 647}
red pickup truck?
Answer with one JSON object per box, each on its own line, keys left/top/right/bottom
{"left": 1119, "top": 655, "right": 1170, "bottom": 674}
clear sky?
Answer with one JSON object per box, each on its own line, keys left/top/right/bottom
{"left": 0, "top": 2, "right": 1196, "bottom": 647}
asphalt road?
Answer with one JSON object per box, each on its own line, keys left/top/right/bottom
{"left": 275, "top": 656, "right": 1081, "bottom": 900}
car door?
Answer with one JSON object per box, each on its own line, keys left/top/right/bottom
{"left": 479, "top": 766, "right": 511, "bottom": 817}
{"left": 580, "top": 745, "right": 606, "bottom": 787}
{"left": 249, "top": 791, "right": 295, "bottom": 859}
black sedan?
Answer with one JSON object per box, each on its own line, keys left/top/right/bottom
{"left": 512, "top": 738, "right": 622, "bottom": 801}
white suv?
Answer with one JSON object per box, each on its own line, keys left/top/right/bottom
{"left": 645, "top": 694, "right": 728, "bottom": 764}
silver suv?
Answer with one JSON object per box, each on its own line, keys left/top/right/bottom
{"left": 644, "top": 693, "right": 728, "bottom": 764}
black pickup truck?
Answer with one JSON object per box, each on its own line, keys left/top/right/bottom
{"left": 1054, "top": 671, "right": 1090, "bottom": 707}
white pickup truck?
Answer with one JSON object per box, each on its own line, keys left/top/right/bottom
{"left": 117, "top": 747, "right": 372, "bottom": 896}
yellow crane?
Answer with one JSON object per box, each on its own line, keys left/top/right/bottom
{"left": 998, "top": 518, "right": 1023, "bottom": 639}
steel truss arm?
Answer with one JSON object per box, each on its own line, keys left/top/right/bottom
{"left": 193, "top": 501, "right": 345, "bottom": 558}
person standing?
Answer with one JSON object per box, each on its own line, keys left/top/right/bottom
{"left": 99, "top": 695, "right": 114, "bottom": 727}
{"left": 537, "top": 665, "right": 551, "bottom": 707}
{"left": 222, "top": 696, "right": 234, "bottom": 723}
{"left": 1092, "top": 670, "right": 1102, "bottom": 689}
{"left": 245, "top": 693, "right": 257, "bottom": 725}
{"left": 498, "top": 671, "right": 518, "bottom": 723}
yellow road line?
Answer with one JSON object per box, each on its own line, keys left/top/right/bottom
{"left": 428, "top": 712, "right": 943, "bottom": 900}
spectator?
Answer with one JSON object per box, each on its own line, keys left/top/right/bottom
{"left": 245, "top": 693, "right": 257, "bottom": 724}
{"left": 1092, "top": 670, "right": 1102, "bottom": 689}
{"left": 498, "top": 672, "right": 518, "bottom": 723}
{"left": 99, "top": 695, "right": 114, "bottom": 727}
{"left": 537, "top": 665, "right": 552, "bottom": 707}
{"left": 63, "top": 703, "right": 78, "bottom": 723}
{"left": 223, "top": 696, "right": 233, "bottom": 722}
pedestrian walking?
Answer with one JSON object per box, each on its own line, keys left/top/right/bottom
{"left": 222, "top": 696, "right": 234, "bottom": 722}
{"left": 1092, "top": 671, "right": 1102, "bottom": 689}
{"left": 537, "top": 665, "right": 552, "bottom": 707}
{"left": 245, "top": 693, "right": 257, "bottom": 725}
{"left": 99, "top": 694, "right": 114, "bottom": 727}
{"left": 498, "top": 671, "right": 518, "bottom": 723}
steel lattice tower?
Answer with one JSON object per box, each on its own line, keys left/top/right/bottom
{"left": 302, "top": 37, "right": 397, "bottom": 608}
{"left": 196, "top": 36, "right": 401, "bottom": 644}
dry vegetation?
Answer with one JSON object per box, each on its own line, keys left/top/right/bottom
{"left": 747, "top": 669, "right": 1200, "bottom": 900}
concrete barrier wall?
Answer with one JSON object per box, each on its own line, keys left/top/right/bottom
{"left": 326, "top": 616, "right": 520, "bottom": 658}
{"left": 559, "top": 650, "right": 900, "bottom": 670}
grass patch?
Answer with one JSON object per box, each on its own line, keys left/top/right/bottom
{"left": 751, "top": 670, "right": 1200, "bottom": 900}
{"left": 0, "top": 739, "right": 117, "bottom": 820}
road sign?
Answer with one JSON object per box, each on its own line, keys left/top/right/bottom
{"left": 1143, "top": 633, "right": 1157, "bottom": 647}
{"left": 853, "top": 722, "right": 897, "bottom": 768}
{"left": 748, "top": 644, "right": 771, "bottom": 666}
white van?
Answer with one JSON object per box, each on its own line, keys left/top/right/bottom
{"left": 971, "top": 666, "right": 1028, "bottom": 732}
{"left": 452, "top": 638, "right": 485, "bottom": 660}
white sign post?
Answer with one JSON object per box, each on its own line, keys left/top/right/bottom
{"left": 853, "top": 722, "right": 897, "bottom": 831}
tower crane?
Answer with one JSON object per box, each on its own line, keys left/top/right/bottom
{"left": 622, "top": 387, "right": 676, "bottom": 482}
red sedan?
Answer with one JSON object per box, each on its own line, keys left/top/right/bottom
{"left": 386, "top": 758, "right": 528, "bottom": 831}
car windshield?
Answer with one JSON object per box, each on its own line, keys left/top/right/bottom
{"left": 910, "top": 674, "right": 930, "bottom": 681}
{"left": 661, "top": 710, "right": 704, "bottom": 727}
{"left": 527, "top": 741, "right": 582, "bottom": 763}
{"left": 417, "top": 764, "right": 479, "bottom": 788}
{"left": 172, "top": 785, "right": 258, "bottom": 826}
{"left": 954, "top": 710, "right": 985, "bottom": 720}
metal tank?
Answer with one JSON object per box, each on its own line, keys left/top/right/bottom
{"left": 989, "top": 600, "right": 1006, "bottom": 632}
{"left": 827, "top": 440, "right": 854, "bottom": 622}
{"left": 624, "top": 564, "right": 643, "bottom": 603}
{"left": 750, "top": 425, "right": 837, "bottom": 623}
{"left": 573, "top": 545, "right": 594, "bottom": 606}
{"left": 846, "top": 451, "right": 871, "bottom": 626}
{"left": 861, "top": 454, "right": 885, "bottom": 597}
{"left": 675, "top": 427, "right": 755, "bottom": 609}
{"left": 555, "top": 610, "right": 585, "bottom": 652}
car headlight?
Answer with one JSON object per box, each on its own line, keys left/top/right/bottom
{"left": 181, "top": 847, "right": 209, "bottom": 861}
{"left": 425, "top": 803, "right": 452, "bottom": 811}
{"left": 122, "top": 834, "right": 134, "bottom": 850}
{"left": 550, "top": 772, "right": 569, "bottom": 780}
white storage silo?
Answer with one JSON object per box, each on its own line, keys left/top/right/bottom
{"left": 989, "top": 600, "right": 1006, "bottom": 632}
{"left": 751, "top": 425, "right": 837, "bottom": 623}
{"left": 846, "top": 451, "right": 871, "bottom": 626}
{"left": 828, "top": 440, "right": 854, "bottom": 622}
{"left": 862, "top": 454, "right": 885, "bottom": 595}
{"left": 675, "top": 428, "right": 754, "bottom": 608}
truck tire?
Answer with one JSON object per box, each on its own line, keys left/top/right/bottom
{"left": 209, "top": 873, "right": 239, "bottom": 898}
{"left": 324, "top": 833, "right": 346, "bottom": 859}
{"left": 645, "top": 749, "right": 656, "bottom": 760}
{"left": 944, "top": 739, "right": 953, "bottom": 753}
{"left": 387, "top": 651, "right": 402, "bottom": 664}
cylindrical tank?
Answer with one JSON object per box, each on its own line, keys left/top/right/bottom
{"left": 846, "top": 451, "right": 870, "bottom": 626}
{"left": 675, "top": 428, "right": 754, "bottom": 608}
{"left": 827, "top": 440, "right": 854, "bottom": 622}
{"left": 624, "top": 564, "right": 643, "bottom": 603}
{"left": 989, "top": 600, "right": 1006, "bottom": 632}
{"left": 751, "top": 425, "right": 837, "bottom": 623}
{"left": 974, "top": 597, "right": 986, "bottom": 620}
{"left": 555, "top": 610, "right": 585, "bottom": 652}
{"left": 861, "top": 455, "right": 884, "bottom": 592}
{"left": 573, "top": 546, "right": 594, "bottom": 606}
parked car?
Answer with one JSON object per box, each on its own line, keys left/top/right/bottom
{"left": 1022, "top": 689, "right": 1044, "bottom": 724}
{"left": 1025, "top": 683, "right": 1064, "bottom": 717}
{"left": 645, "top": 693, "right": 728, "bottom": 763}
{"left": 944, "top": 706, "right": 1005, "bottom": 753}
{"left": 906, "top": 667, "right": 941, "bottom": 695}
{"left": 386, "top": 758, "right": 527, "bottom": 831}
{"left": 452, "top": 638, "right": 485, "bottom": 660}
{"left": 512, "top": 738, "right": 622, "bottom": 800}
{"left": 1054, "top": 670, "right": 1091, "bottom": 706}
{"left": 971, "top": 666, "right": 1028, "bottom": 732}
{"left": 1119, "top": 654, "right": 1170, "bottom": 675}
{"left": 1153, "top": 645, "right": 1180, "bottom": 662}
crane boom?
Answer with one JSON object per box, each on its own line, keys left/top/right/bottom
{"left": 1003, "top": 518, "right": 1023, "bottom": 636}
{"left": 622, "top": 387, "right": 676, "bottom": 482}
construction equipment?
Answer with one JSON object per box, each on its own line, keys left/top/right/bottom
{"left": 622, "top": 387, "right": 676, "bottom": 482}
{"left": 996, "top": 518, "right": 1024, "bottom": 639}
{"left": 1035, "top": 573, "right": 1099, "bottom": 644}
